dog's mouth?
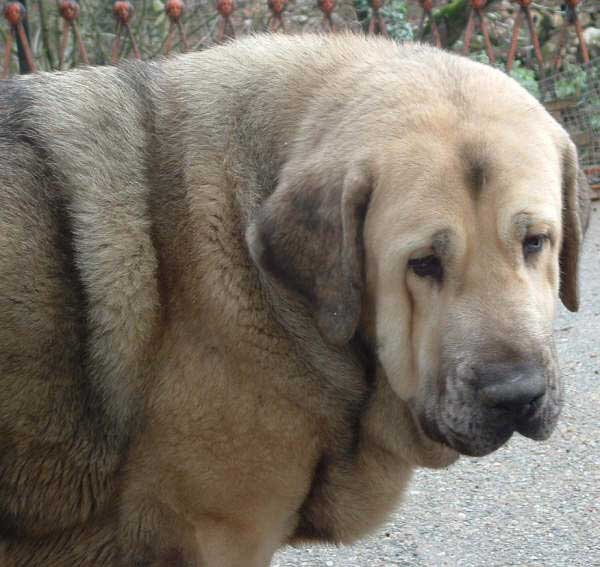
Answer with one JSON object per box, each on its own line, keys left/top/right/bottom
{"left": 514, "top": 400, "right": 560, "bottom": 441}
{"left": 417, "top": 400, "right": 557, "bottom": 458}
{"left": 514, "top": 396, "right": 543, "bottom": 435}
{"left": 411, "top": 359, "right": 564, "bottom": 459}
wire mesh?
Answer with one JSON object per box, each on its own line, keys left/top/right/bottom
{"left": 539, "top": 58, "right": 600, "bottom": 193}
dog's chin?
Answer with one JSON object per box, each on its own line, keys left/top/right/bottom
{"left": 404, "top": 406, "right": 460, "bottom": 469}
{"left": 515, "top": 411, "right": 558, "bottom": 441}
{"left": 425, "top": 419, "right": 515, "bottom": 458}
{"left": 420, "top": 409, "right": 558, "bottom": 458}
{"left": 444, "top": 427, "right": 515, "bottom": 458}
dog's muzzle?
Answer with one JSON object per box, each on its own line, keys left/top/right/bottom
{"left": 418, "top": 359, "right": 561, "bottom": 457}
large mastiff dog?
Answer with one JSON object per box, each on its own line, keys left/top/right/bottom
{"left": 0, "top": 34, "right": 590, "bottom": 565}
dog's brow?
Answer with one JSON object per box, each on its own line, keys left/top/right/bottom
{"left": 513, "top": 213, "right": 531, "bottom": 237}
{"left": 460, "top": 144, "right": 491, "bottom": 197}
{"left": 469, "top": 162, "right": 486, "bottom": 195}
{"left": 512, "top": 212, "right": 557, "bottom": 239}
{"left": 432, "top": 230, "right": 452, "bottom": 256}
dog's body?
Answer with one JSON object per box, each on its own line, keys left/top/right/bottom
{"left": 0, "top": 35, "right": 589, "bottom": 565}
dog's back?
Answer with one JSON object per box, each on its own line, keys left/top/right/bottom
{"left": 0, "top": 77, "right": 125, "bottom": 540}
{"left": 0, "top": 34, "right": 584, "bottom": 565}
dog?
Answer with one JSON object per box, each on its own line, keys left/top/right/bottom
{"left": 0, "top": 34, "right": 589, "bottom": 565}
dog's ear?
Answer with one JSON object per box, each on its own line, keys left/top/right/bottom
{"left": 559, "top": 141, "right": 588, "bottom": 312}
{"left": 247, "top": 166, "right": 372, "bottom": 346}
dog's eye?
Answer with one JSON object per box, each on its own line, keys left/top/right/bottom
{"left": 523, "top": 235, "right": 547, "bottom": 257}
{"left": 408, "top": 255, "right": 443, "bottom": 281}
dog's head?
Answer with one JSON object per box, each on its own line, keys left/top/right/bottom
{"left": 247, "top": 63, "right": 587, "bottom": 461}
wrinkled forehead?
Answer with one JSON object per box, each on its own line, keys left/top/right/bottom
{"left": 369, "top": 125, "right": 563, "bottom": 248}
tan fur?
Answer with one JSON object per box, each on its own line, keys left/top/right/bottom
{"left": 0, "top": 35, "right": 588, "bottom": 565}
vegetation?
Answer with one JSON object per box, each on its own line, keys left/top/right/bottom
{"left": 355, "top": 0, "right": 413, "bottom": 42}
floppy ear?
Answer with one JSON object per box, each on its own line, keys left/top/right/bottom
{"left": 247, "top": 166, "right": 372, "bottom": 346}
{"left": 559, "top": 141, "right": 587, "bottom": 312}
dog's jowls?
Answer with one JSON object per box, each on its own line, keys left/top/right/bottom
{"left": 0, "top": 34, "right": 589, "bottom": 565}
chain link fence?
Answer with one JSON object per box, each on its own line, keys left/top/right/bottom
{"left": 540, "top": 57, "right": 600, "bottom": 194}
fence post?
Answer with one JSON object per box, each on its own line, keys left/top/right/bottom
{"left": 3, "top": 1, "right": 36, "bottom": 77}
{"left": 14, "top": 0, "right": 33, "bottom": 73}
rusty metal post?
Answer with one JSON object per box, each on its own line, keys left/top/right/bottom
{"left": 522, "top": 2, "right": 544, "bottom": 75}
{"left": 462, "top": 7, "right": 476, "bottom": 54}
{"left": 317, "top": 0, "right": 336, "bottom": 33}
{"left": 111, "top": 1, "right": 141, "bottom": 64}
{"left": 554, "top": 0, "right": 590, "bottom": 70}
{"left": 2, "top": 2, "right": 36, "bottom": 77}
{"left": 418, "top": 0, "right": 441, "bottom": 48}
{"left": 506, "top": 5, "right": 522, "bottom": 71}
{"left": 507, "top": 0, "right": 544, "bottom": 76}
{"left": 478, "top": 6, "right": 495, "bottom": 64}
{"left": 462, "top": 0, "right": 495, "bottom": 64}
{"left": 367, "top": 0, "right": 388, "bottom": 37}
{"left": 14, "top": 0, "right": 32, "bottom": 73}
{"left": 58, "top": 0, "right": 89, "bottom": 69}
{"left": 216, "top": 0, "right": 235, "bottom": 42}
{"left": 267, "top": 0, "right": 287, "bottom": 33}
{"left": 570, "top": 1, "right": 589, "bottom": 65}
{"left": 164, "top": 0, "right": 188, "bottom": 55}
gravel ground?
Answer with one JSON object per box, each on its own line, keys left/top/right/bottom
{"left": 274, "top": 204, "right": 600, "bottom": 567}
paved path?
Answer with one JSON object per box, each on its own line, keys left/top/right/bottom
{"left": 275, "top": 205, "right": 600, "bottom": 567}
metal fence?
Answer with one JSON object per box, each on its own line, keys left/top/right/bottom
{"left": 2, "top": 1, "right": 596, "bottom": 69}
{"left": 540, "top": 59, "right": 600, "bottom": 194}
{"left": 1, "top": 0, "right": 598, "bottom": 195}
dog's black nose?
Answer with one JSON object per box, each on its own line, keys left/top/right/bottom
{"left": 478, "top": 363, "right": 546, "bottom": 414}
